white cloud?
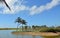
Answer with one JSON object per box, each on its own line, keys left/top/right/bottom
{"left": 0, "top": 0, "right": 29, "bottom": 14}
{"left": 0, "top": 0, "right": 60, "bottom": 15}
{"left": 46, "top": 0, "right": 60, "bottom": 10}
{"left": 29, "top": 0, "right": 60, "bottom": 15}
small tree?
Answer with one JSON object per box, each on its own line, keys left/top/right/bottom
{"left": 32, "top": 25, "right": 36, "bottom": 31}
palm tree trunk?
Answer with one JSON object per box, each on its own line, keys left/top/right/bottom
{"left": 22, "top": 24, "right": 23, "bottom": 32}
{"left": 16, "top": 24, "right": 20, "bottom": 32}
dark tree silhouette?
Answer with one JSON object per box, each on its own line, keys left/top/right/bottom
{"left": 15, "top": 17, "right": 22, "bottom": 31}
{"left": 15, "top": 17, "right": 27, "bottom": 31}
{"left": 21, "top": 19, "right": 27, "bottom": 31}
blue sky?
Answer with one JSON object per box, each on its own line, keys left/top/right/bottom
{"left": 0, "top": 0, "right": 60, "bottom": 28}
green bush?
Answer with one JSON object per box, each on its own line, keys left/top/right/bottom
{"left": 46, "top": 28, "right": 57, "bottom": 33}
{"left": 39, "top": 28, "right": 60, "bottom": 32}
{"left": 39, "top": 28, "right": 49, "bottom": 32}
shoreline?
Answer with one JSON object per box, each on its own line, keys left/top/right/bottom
{"left": 12, "top": 32, "right": 60, "bottom": 36}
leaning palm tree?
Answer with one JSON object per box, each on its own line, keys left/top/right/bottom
{"left": 21, "top": 19, "right": 27, "bottom": 31}
{"left": 15, "top": 17, "right": 27, "bottom": 32}
{"left": 15, "top": 17, "right": 22, "bottom": 31}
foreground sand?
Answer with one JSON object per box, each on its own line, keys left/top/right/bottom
{"left": 12, "top": 32, "right": 60, "bottom": 36}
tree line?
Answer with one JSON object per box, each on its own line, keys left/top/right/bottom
{"left": 15, "top": 17, "right": 60, "bottom": 32}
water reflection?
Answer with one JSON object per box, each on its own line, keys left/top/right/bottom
{"left": 16, "top": 34, "right": 60, "bottom": 38}
{"left": 16, "top": 35, "right": 42, "bottom": 38}
{"left": 32, "top": 35, "right": 35, "bottom": 38}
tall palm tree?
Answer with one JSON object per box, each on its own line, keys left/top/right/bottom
{"left": 15, "top": 17, "right": 27, "bottom": 32}
{"left": 21, "top": 19, "right": 27, "bottom": 31}
{"left": 15, "top": 17, "right": 22, "bottom": 31}
{"left": 0, "top": 0, "right": 11, "bottom": 10}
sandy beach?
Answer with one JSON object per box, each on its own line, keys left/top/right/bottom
{"left": 12, "top": 32, "right": 60, "bottom": 36}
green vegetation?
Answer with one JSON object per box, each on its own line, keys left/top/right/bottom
{"left": 23, "top": 25, "right": 60, "bottom": 32}
{"left": 14, "top": 17, "right": 60, "bottom": 32}
{"left": 0, "top": 25, "right": 60, "bottom": 33}
{"left": 0, "top": 28, "right": 17, "bottom": 30}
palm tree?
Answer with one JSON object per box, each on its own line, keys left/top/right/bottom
{"left": 21, "top": 19, "right": 27, "bottom": 31}
{"left": 24, "top": 26, "right": 28, "bottom": 31}
{"left": 15, "top": 17, "right": 27, "bottom": 32}
{"left": 15, "top": 17, "right": 22, "bottom": 31}
{"left": 32, "top": 25, "right": 36, "bottom": 31}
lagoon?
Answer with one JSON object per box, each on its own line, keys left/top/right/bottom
{"left": 0, "top": 30, "right": 60, "bottom": 38}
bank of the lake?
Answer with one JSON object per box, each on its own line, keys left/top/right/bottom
{"left": 12, "top": 32, "right": 60, "bottom": 36}
{"left": 0, "top": 28, "right": 17, "bottom": 30}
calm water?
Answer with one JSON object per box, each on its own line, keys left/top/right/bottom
{"left": 0, "top": 30, "right": 60, "bottom": 38}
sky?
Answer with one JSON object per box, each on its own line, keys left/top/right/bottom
{"left": 0, "top": 0, "right": 60, "bottom": 28}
